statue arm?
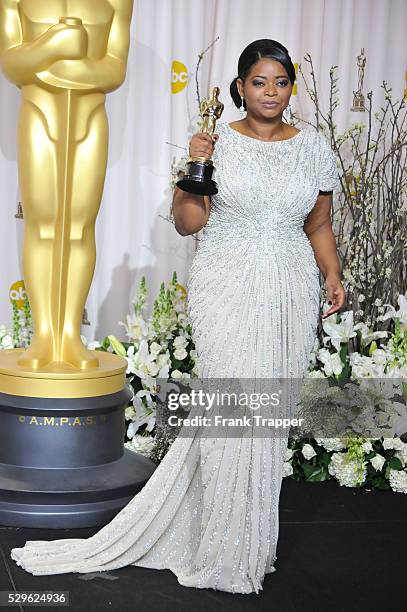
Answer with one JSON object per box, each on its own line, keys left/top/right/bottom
{"left": 0, "top": 0, "right": 55, "bottom": 85}
{"left": 0, "top": 0, "right": 88, "bottom": 87}
{"left": 39, "top": 0, "right": 134, "bottom": 93}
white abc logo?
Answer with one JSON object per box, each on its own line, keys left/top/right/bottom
{"left": 9, "top": 280, "right": 28, "bottom": 309}
{"left": 171, "top": 60, "right": 188, "bottom": 94}
{"left": 172, "top": 71, "right": 188, "bottom": 83}
{"left": 10, "top": 287, "right": 27, "bottom": 300}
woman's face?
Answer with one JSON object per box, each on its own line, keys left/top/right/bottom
{"left": 237, "top": 58, "right": 293, "bottom": 119}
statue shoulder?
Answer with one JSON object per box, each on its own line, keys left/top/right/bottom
{"left": 109, "top": 0, "right": 134, "bottom": 16}
{"left": 0, "top": 1, "right": 22, "bottom": 53}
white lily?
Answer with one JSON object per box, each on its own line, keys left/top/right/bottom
{"left": 353, "top": 322, "right": 388, "bottom": 348}
{"left": 119, "top": 313, "right": 150, "bottom": 342}
{"left": 349, "top": 353, "right": 378, "bottom": 379}
{"left": 381, "top": 294, "right": 407, "bottom": 330}
{"left": 129, "top": 389, "right": 157, "bottom": 434}
{"left": 322, "top": 310, "right": 357, "bottom": 351}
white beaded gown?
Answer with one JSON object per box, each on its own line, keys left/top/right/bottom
{"left": 10, "top": 122, "right": 339, "bottom": 594}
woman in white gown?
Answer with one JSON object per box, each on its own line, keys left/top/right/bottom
{"left": 10, "top": 39, "right": 346, "bottom": 594}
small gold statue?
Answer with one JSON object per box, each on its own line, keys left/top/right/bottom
{"left": 351, "top": 48, "right": 367, "bottom": 112}
{"left": 198, "top": 86, "right": 224, "bottom": 140}
{"left": 14, "top": 202, "right": 24, "bottom": 220}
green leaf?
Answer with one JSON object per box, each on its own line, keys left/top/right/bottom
{"left": 368, "top": 340, "right": 378, "bottom": 356}
{"left": 301, "top": 463, "right": 329, "bottom": 481}
{"left": 388, "top": 456, "right": 403, "bottom": 470}
{"left": 107, "top": 335, "right": 127, "bottom": 357}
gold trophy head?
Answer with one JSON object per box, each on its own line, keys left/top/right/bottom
{"left": 211, "top": 86, "right": 220, "bottom": 101}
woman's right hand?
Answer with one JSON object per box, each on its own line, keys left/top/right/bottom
{"left": 189, "top": 133, "right": 218, "bottom": 160}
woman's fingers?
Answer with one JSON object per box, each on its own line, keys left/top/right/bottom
{"left": 189, "top": 132, "right": 216, "bottom": 159}
{"left": 189, "top": 132, "right": 219, "bottom": 159}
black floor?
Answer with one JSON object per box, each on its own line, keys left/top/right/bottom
{"left": 0, "top": 478, "right": 406, "bottom": 612}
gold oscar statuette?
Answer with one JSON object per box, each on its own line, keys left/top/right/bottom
{"left": 351, "top": 48, "right": 367, "bottom": 112}
{"left": 177, "top": 86, "right": 224, "bottom": 196}
{"left": 0, "top": 0, "right": 134, "bottom": 398}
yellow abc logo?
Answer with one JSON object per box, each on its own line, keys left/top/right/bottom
{"left": 292, "top": 63, "right": 298, "bottom": 96}
{"left": 9, "top": 280, "right": 27, "bottom": 310}
{"left": 171, "top": 60, "right": 188, "bottom": 94}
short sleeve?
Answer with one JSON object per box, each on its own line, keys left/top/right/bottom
{"left": 317, "top": 133, "right": 339, "bottom": 192}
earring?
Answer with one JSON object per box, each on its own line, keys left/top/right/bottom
{"left": 239, "top": 96, "right": 246, "bottom": 117}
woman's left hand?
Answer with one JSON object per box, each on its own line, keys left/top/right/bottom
{"left": 321, "top": 274, "right": 347, "bottom": 319}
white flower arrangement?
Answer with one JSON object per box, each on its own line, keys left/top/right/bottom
{"left": 0, "top": 324, "right": 13, "bottom": 349}
{"left": 2, "top": 279, "right": 406, "bottom": 494}
{"left": 94, "top": 273, "right": 199, "bottom": 460}
{"left": 328, "top": 451, "right": 368, "bottom": 487}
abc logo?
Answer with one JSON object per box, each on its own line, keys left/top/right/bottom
{"left": 292, "top": 63, "right": 298, "bottom": 96}
{"left": 171, "top": 60, "right": 188, "bottom": 94}
{"left": 9, "top": 280, "right": 27, "bottom": 310}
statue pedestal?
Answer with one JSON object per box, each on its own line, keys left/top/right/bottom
{"left": 0, "top": 350, "right": 156, "bottom": 528}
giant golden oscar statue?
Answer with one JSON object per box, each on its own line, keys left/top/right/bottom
{"left": 0, "top": 0, "right": 134, "bottom": 397}
{"left": 0, "top": 2, "right": 153, "bottom": 529}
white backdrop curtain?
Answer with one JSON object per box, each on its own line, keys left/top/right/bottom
{"left": 0, "top": 0, "right": 405, "bottom": 341}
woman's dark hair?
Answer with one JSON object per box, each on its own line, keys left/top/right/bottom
{"left": 230, "top": 39, "right": 296, "bottom": 110}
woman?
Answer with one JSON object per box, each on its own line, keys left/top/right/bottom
{"left": 10, "top": 39, "right": 346, "bottom": 594}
